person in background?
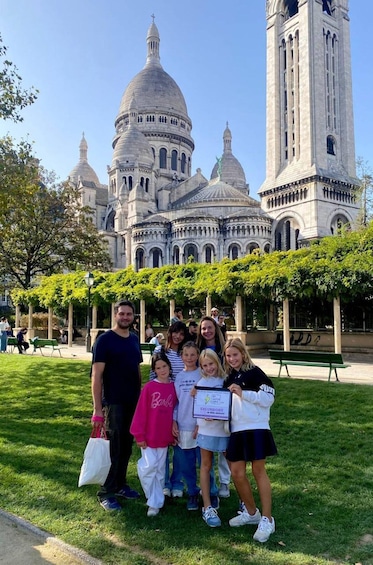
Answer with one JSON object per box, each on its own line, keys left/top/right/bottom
{"left": 145, "top": 323, "right": 154, "bottom": 342}
{"left": 149, "top": 333, "right": 165, "bottom": 347}
{"left": 0, "top": 317, "right": 10, "bottom": 353}
{"left": 217, "top": 314, "right": 227, "bottom": 340}
{"left": 91, "top": 299, "right": 142, "bottom": 512}
{"left": 210, "top": 307, "right": 219, "bottom": 322}
{"left": 170, "top": 308, "right": 183, "bottom": 325}
{"left": 16, "top": 327, "right": 29, "bottom": 354}
{"left": 186, "top": 319, "right": 198, "bottom": 342}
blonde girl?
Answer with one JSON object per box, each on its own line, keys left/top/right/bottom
{"left": 195, "top": 349, "right": 230, "bottom": 528}
{"left": 223, "top": 338, "right": 277, "bottom": 543}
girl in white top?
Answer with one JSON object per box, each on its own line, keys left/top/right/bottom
{"left": 195, "top": 349, "right": 230, "bottom": 528}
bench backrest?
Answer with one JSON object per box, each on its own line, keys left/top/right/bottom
{"left": 7, "top": 337, "right": 17, "bottom": 345}
{"left": 268, "top": 349, "right": 344, "bottom": 364}
{"left": 140, "top": 343, "right": 156, "bottom": 354}
{"left": 32, "top": 338, "right": 59, "bottom": 347}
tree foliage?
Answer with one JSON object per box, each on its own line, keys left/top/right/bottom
{"left": 0, "top": 34, "right": 38, "bottom": 122}
{"left": 11, "top": 222, "right": 373, "bottom": 311}
{"left": 0, "top": 137, "right": 112, "bottom": 289}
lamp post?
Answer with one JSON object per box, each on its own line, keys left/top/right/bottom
{"left": 84, "top": 272, "right": 94, "bottom": 352}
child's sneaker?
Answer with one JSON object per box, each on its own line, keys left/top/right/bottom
{"left": 229, "top": 507, "right": 261, "bottom": 527}
{"left": 187, "top": 494, "right": 199, "bottom": 511}
{"left": 147, "top": 507, "right": 159, "bottom": 517}
{"left": 253, "top": 516, "right": 275, "bottom": 542}
{"left": 218, "top": 483, "right": 230, "bottom": 498}
{"left": 202, "top": 506, "right": 221, "bottom": 527}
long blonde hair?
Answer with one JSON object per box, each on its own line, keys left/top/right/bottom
{"left": 223, "top": 338, "right": 255, "bottom": 374}
{"left": 199, "top": 349, "right": 225, "bottom": 378}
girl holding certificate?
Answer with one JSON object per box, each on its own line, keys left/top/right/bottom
{"left": 223, "top": 338, "right": 277, "bottom": 543}
{"left": 195, "top": 349, "right": 230, "bottom": 528}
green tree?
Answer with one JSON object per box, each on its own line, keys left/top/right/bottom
{"left": 0, "top": 140, "right": 112, "bottom": 289}
{"left": 0, "top": 33, "right": 38, "bottom": 122}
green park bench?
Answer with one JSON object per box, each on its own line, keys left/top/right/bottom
{"left": 268, "top": 349, "right": 350, "bottom": 382}
{"left": 30, "top": 337, "right": 62, "bottom": 357}
{"left": 140, "top": 342, "right": 156, "bottom": 363}
{"left": 7, "top": 336, "right": 18, "bottom": 353}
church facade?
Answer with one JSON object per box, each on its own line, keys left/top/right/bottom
{"left": 68, "top": 0, "right": 359, "bottom": 270}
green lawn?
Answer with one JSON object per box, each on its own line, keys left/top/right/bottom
{"left": 0, "top": 355, "right": 372, "bottom": 565}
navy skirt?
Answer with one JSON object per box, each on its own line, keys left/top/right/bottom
{"left": 226, "top": 429, "right": 278, "bottom": 462}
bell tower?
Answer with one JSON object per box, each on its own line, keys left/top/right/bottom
{"left": 259, "top": 0, "right": 359, "bottom": 249}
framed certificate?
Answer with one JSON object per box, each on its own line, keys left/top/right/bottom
{"left": 193, "top": 386, "right": 231, "bottom": 421}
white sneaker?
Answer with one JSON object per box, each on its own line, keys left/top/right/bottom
{"left": 253, "top": 516, "right": 275, "bottom": 542}
{"left": 218, "top": 483, "right": 230, "bottom": 498}
{"left": 171, "top": 489, "right": 183, "bottom": 498}
{"left": 229, "top": 508, "right": 261, "bottom": 527}
{"left": 147, "top": 507, "right": 159, "bottom": 517}
{"left": 163, "top": 488, "right": 171, "bottom": 497}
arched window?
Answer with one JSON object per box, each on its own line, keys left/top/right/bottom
{"left": 128, "top": 176, "right": 133, "bottom": 190}
{"left": 185, "top": 244, "right": 198, "bottom": 263}
{"left": 145, "top": 178, "right": 149, "bottom": 192}
{"left": 327, "top": 135, "right": 336, "bottom": 155}
{"left": 284, "top": 0, "right": 299, "bottom": 20}
{"left": 249, "top": 243, "right": 259, "bottom": 254}
{"left": 152, "top": 249, "right": 161, "bottom": 268}
{"left": 205, "top": 246, "right": 214, "bottom": 264}
{"left": 159, "top": 148, "right": 167, "bottom": 169}
{"left": 330, "top": 214, "right": 349, "bottom": 234}
{"left": 135, "top": 248, "right": 145, "bottom": 271}
{"left": 264, "top": 243, "right": 271, "bottom": 253}
{"left": 181, "top": 153, "right": 186, "bottom": 174}
{"left": 171, "top": 150, "right": 178, "bottom": 171}
{"left": 140, "top": 177, "right": 144, "bottom": 187}
{"left": 230, "top": 245, "right": 239, "bottom": 260}
{"left": 173, "top": 246, "right": 180, "bottom": 265}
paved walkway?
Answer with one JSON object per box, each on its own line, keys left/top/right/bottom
{"left": 2, "top": 346, "right": 372, "bottom": 565}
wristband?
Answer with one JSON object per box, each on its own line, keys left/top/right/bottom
{"left": 91, "top": 415, "right": 104, "bottom": 423}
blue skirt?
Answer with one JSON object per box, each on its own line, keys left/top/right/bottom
{"left": 197, "top": 434, "right": 229, "bottom": 453}
{"left": 226, "top": 429, "right": 277, "bottom": 462}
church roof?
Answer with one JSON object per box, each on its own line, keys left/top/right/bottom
{"left": 180, "top": 177, "right": 256, "bottom": 208}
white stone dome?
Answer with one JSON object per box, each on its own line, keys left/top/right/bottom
{"left": 68, "top": 134, "right": 100, "bottom": 185}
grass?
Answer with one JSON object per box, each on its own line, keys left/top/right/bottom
{"left": 0, "top": 355, "right": 372, "bottom": 565}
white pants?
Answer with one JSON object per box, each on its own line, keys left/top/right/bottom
{"left": 218, "top": 452, "right": 231, "bottom": 485}
{"left": 137, "top": 447, "right": 168, "bottom": 509}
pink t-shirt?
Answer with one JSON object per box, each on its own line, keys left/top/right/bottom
{"left": 130, "top": 380, "right": 177, "bottom": 448}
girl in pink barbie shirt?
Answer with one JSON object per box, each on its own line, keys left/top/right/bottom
{"left": 130, "top": 350, "right": 178, "bottom": 517}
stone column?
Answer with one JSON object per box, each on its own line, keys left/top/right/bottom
{"left": 283, "top": 298, "right": 290, "bottom": 352}
{"left": 27, "top": 304, "right": 35, "bottom": 339}
{"left": 206, "top": 295, "right": 212, "bottom": 317}
{"left": 333, "top": 296, "right": 342, "bottom": 354}
{"left": 48, "top": 307, "right": 53, "bottom": 339}
{"left": 92, "top": 305, "right": 98, "bottom": 329}
{"left": 15, "top": 304, "right": 21, "bottom": 328}
{"left": 169, "top": 299, "right": 175, "bottom": 324}
{"left": 68, "top": 303, "right": 73, "bottom": 347}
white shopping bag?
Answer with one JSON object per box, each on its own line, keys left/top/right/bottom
{"left": 78, "top": 428, "right": 111, "bottom": 487}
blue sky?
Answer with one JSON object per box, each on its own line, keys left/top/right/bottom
{"left": 1, "top": 0, "right": 372, "bottom": 196}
